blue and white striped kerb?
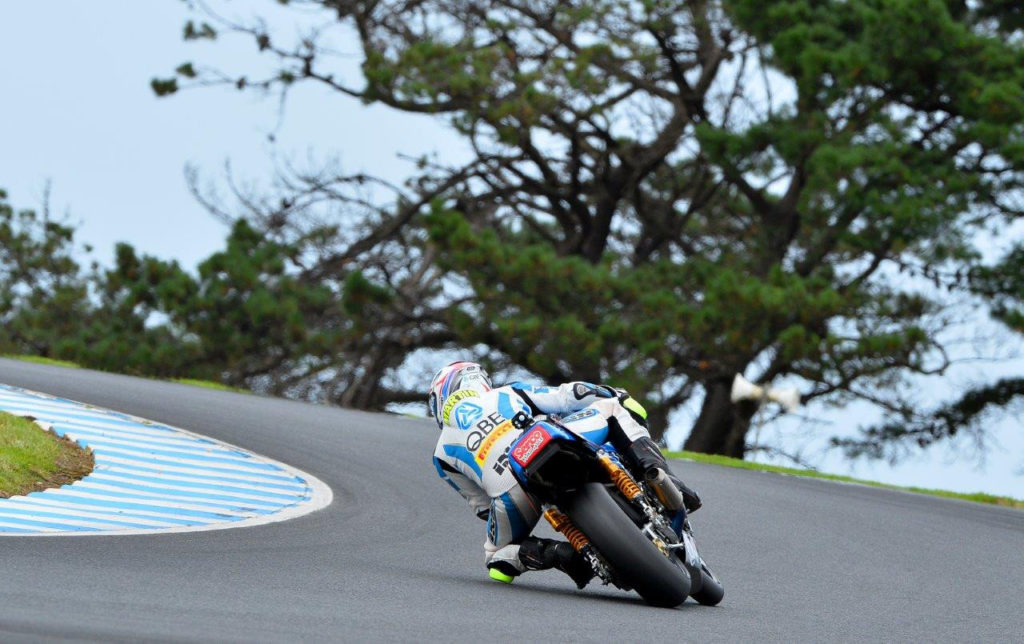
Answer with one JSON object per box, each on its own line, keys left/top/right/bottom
{"left": 0, "top": 384, "right": 332, "bottom": 536}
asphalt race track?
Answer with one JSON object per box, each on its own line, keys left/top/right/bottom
{"left": 0, "top": 358, "right": 1021, "bottom": 642}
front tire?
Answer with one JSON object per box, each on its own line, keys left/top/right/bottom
{"left": 691, "top": 566, "right": 725, "bottom": 606}
{"left": 564, "top": 483, "right": 690, "bottom": 607}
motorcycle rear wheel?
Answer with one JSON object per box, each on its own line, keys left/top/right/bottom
{"left": 564, "top": 482, "right": 690, "bottom": 607}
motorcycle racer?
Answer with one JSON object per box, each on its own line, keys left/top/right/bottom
{"left": 429, "top": 361, "right": 702, "bottom": 587}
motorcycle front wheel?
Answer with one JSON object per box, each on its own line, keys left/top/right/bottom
{"left": 564, "top": 482, "right": 690, "bottom": 607}
{"left": 691, "top": 565, "right": 725, "bottom": 606}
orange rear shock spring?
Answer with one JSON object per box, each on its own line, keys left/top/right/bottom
{"left": 598, "top": 453, "right": 643, "bottom": 502}
{"left": 543, "top": 508, "right": 591, "bottom": 552}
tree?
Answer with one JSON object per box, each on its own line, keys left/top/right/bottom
{"left": 156, "top": 0, "right": 1024, "bottom": 456}
{"left": 0, "top": 189, "right": 93, "bottom": 360}
{"left": 79, "top": 242, "right": 205, "bottom": 378}
{"left": 834, "top": 243, "right": 1024, "bottom": 460}
{"left": 167, "top": 219, "right": 341, "bottom": 397}
{"left": 178, "top": 191, "right": 461, "bottom": 406}
{"left": 87, "top": 220, "right": 342, "bottom": 399}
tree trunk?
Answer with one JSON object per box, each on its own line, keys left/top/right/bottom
{"left": 645, "top": 405, "right": 670, "bottom": 446}
{"left": 682, "top": 377, "right": 758, "bottom": 458}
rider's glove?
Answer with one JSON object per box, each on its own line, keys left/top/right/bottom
{"left": 594, "top": 384, "right": 619, "bottom": 399}
{"left": 613, "top": 388, "right": 649, "bottom": 428}
{"left": 591, "top": 383, "right": 649, "bottom": 428}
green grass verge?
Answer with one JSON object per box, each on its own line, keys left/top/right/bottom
{"left": 3, "top": 354, "right": 81, "bottom": 369}
{"left": 3, "top": 354, "right": 248, "bottom": 394}
{"left": 0, "top": 411, "right": 94, "bottom": 497}
{"left": 665, "top": 449, "right": 1024, "bottom": 510}
{"left": 171, "top": 378, "right": 249, "bottom": 394}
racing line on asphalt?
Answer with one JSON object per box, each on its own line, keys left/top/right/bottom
{"left": 0, "top": 384, "right": 332, "bottom": 535}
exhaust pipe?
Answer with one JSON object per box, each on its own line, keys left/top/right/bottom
{"left": 645, "top": 467, "right": 685, "bottom": 512}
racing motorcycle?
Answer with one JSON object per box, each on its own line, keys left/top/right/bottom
{"left": 507, "top": 416, "right": 724, "bottom": 608}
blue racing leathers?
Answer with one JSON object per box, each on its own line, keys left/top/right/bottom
{"left": 432, "top": 381, "right": 651, "bottom": 573}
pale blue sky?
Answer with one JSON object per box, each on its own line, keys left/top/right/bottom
{"left": 0, "top": 1, "right": 459, "bottom": 268}
{"left": 1, "top": 2, "right": 1021, "bottom": 498}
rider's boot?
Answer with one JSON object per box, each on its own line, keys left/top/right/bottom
{"left": 518, "top": 537, "right": 594, "bottom": 589}
{"left": 624, "top": 436, "right": 702, "bottom": 513}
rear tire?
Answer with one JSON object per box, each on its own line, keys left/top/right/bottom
{"left": 564, "top": 483, "right": 690, "bottom": 607}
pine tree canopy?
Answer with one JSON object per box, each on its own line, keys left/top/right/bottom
{"left": 14, "top": 1, "right": 1024, "bottom": 460}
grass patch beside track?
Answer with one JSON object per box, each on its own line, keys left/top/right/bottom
{"left": 3, "top": 355, "right": 249, "bottom": 394}
{"left": 0, "top": 411, "right": 94, "bottom": 498}
{"left": 172, "top": 378, "right": 249, "bottom": 394}
{"left": 665, "top": 449, "right": 1024, "bottom": 510}
{"left": 3, "top": 355, "right": 81, "bottom": 369}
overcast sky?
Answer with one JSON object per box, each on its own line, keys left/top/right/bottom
{"left": 0, "top": 1, "right": 461, "bottom": 268}
{"left": 1, "top": 2, "right": 1021, "bottom": 497}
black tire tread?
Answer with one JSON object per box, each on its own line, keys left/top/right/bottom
{"left": 564, "top": 482, "right": 689, "bottom": 607}
{"left": 692, "top": 567, "right": 725, "bottom": 606}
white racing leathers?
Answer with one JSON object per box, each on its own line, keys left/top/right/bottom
{"left": 432, "top": 381, "right": 651, "bottom": 573}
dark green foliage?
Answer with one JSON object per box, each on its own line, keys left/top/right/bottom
{"left": 142, "top": 0, "right": 1024, "bottom": 455}
{"left": 183, "top": 20, "right": 217, "bottom": 41}
{"left": 836, "top": 242, "right": 1024, "bottom": 458}
{"left": 74, "top": 243, "right": 202, "bottom": 377}
{"left": 834, "top": 377, "right": 1024, "bottom": 459}
{"left": 150, "top": 78, "right": 179, "bottom": 97}
{"left": 0, "top": 191, "right": 92, "bottom": 360}
{"left": 972, "top": 244, "right": 1024, "bottom": 333}
{"left": 0, "top": 190, "right": 204, "bottom": 375}
{"left": 175, "top": 62, "right": 197, "bottom": 79}
{"left": 0, "top": 195, "right": 343, "bottom": 394}
{"left": 181, "top": 220, "right": 338, "bottom": 388}
{"left": 85, "top": 220, "right": 350, "bottom": 392}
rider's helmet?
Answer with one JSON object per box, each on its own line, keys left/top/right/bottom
{"left": 427, "top": 361, "right": 492, "bottom": 429}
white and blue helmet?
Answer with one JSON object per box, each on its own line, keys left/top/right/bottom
{"left": 427, "top": 361, "right": 492, "bottom": 429}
